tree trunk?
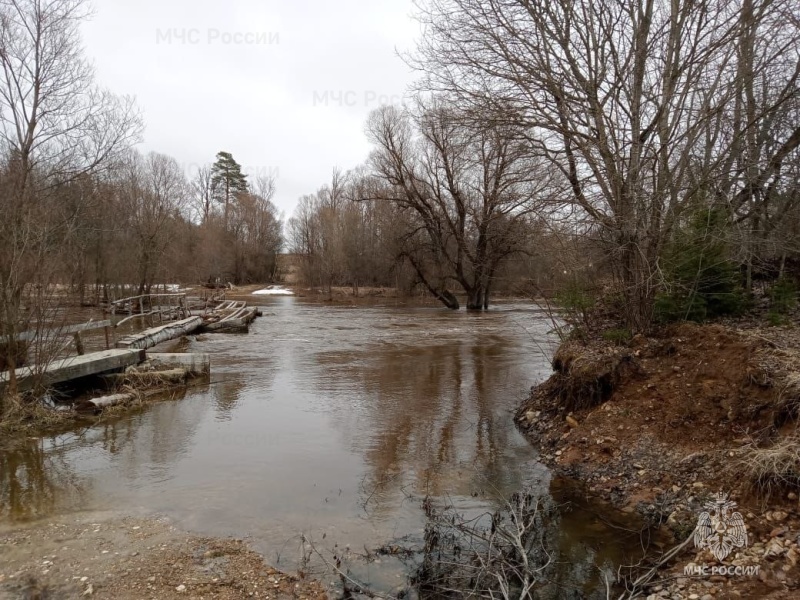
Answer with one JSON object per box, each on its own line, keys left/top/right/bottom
{"left": 618, "top": 236, "right": 655, "bottom": 333}
{"left": 437, "top": 290, "right": 460, "bottom": 310}
{"left": 116, "top": 316, "right": 203, "bottom": 350}
{"left": 403, "top": 253, "right": 460, "bottom": 309}
{"left": 466, "top": 286, "right": 486, "bottom": 310}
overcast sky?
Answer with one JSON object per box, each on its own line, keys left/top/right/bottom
{"left": 81, "top": 0, "right": 420, "bottom": 218}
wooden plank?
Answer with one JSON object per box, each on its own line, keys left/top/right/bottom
{"left": 16, "top": 320, "right": 113, "bottom": 343}
{"left": 199, "top": 307, "right": 257, "bottom": 333}
{"left": 0, "top": 348, "right": 145, "bottom": 393}
{"left": 110, "top": 293, "right": 186, "bottom": 307}
{"left": 115, "top": 316, "right": 203, "bottom": 350}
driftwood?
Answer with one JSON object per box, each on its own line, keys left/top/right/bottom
{"left": 75, "top": 385, "right": 179, "bottom": 414}
{"left": 200, "top": 320, "right": 247, "bottom": 333}
{"left": 75, "top": 392, "right": 136, "bottom": 413}
{"left": 116, "top": 316, "right": 202, "bottom": 350}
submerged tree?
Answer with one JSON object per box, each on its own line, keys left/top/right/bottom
{"left": 366, "top": 102, "right": 555, "bottom": 309}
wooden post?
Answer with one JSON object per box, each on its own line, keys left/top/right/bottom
{"left": 73, "top": 332, "right": 85, "bottom": 356}
{"left": 104, "top": 325, "right": 110, "bottom": 350}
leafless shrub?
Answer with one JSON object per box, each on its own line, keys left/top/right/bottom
{"left": 413, "top": 489, "right": 552, "bottom": 599}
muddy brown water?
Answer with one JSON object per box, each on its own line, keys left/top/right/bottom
{"left": 1, "top": 299, "right": 647, "bottom": 597}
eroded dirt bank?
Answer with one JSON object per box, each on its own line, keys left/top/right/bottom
{"left": 517, "top": 322, "right": 800, "bottom": 599}
{"left": 0, "top": 513, "right": 327, "bottom": 599}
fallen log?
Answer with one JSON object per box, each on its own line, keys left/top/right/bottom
{"left": 116, "top": 316, "right": 202, "bottom": 350}
{"left": 75, "top": 393, "right": 136, "bottom": 413}
{"left": 199, "top": 307, "right": 258, "bottom": 333}
{"left": 200, "top": 320, "right": 248, "bottom": 333}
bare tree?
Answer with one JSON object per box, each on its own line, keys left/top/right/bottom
{"left": 0, "top": 0, "right": 141, "bottom": 182}
{"left": 0, "top": 0, "right": 140, "bottom": 402}
{"left": 191, "top": 166, "right": 214, "bottom": 224}
{"left": 366, "top": 102, "right": 555, "bottom": 309}
{"left": 115, "top": 151, "right": 187, "bottom": 295}
{"left": 228, "top": 173, "right": 282, "bottom": 283}
{"left": 288, "top": 170, "right": 350, "bottom": 297}
{"left": 288, "top": 171, "right": 407, "bottom": 296}
{"left": 411, "top": 0, "right": 800, "bottom": 328}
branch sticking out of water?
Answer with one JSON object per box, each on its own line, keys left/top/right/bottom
{"left": 414, "top": 488, "right": 553, "bottom": 599}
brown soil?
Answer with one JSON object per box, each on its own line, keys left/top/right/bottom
{"left": 0, "top": 512, "right": 327, "bottom": 600}
{"left": 517, "top": 321, "right": 800, "bottom": 599}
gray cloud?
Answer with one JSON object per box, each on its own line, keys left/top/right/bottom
{"left": 81, "top": 0, "right": 419, "bottom": 217}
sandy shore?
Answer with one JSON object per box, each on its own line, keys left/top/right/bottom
{"left": 0, "top": 512, "right": 327, "bottom": 599}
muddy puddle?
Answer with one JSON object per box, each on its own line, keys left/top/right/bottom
{"left": 1, "top": 299, "right": 650, "bottom": 596}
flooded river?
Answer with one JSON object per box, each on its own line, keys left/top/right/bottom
{"left": 0, "top": 299, "right": 645, "bottom": 596}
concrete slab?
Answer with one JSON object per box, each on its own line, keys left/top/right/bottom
{"left": 146, "top": 353, "right": 211, "bottom": 374}
{"left": 0, "top": 348, "right": 145, "bottom": 393}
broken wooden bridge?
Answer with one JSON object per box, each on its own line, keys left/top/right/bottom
{"left": 0, "top": 291, "right": 261, "bottom": 395}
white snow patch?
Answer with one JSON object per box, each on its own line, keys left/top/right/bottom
{"left": 252, "top": 286, "right": 294, "bottom": 296}
{"left": 163, "top": 284, "right": 192, "bottom": 292}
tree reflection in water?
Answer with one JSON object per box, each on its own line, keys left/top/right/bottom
{"left": 0, "top": 437, "right": 88, "bottom": 521}
{"left": 328, "top": 334, "right": 531, "bottom": 512}
{"left": 0, "top": 387, "right": 211, "bottom": 521}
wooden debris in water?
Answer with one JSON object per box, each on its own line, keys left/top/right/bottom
{"left": 116, "top": 316, "right": 203, "bottom": 350}
{"left": 75, "top": 392, "right": 136, "bottom": 413}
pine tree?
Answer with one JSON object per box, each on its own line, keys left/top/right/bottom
{"left": 210, "top": 151, "right": 248, "bottom": 229}
{"left": 655, "top": 208, "right": 744, "bottom": 322}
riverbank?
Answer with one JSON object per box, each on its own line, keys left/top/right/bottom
{"left": 0, "top": 512, "right": 327, "bottom": 599}
{"left": 516, "top": 321, "right": 800, "bottom": 598}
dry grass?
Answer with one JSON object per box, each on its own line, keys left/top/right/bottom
{"left": 777, "top": 373, "right": 800, "bottom": 421}
{"left": 0, "top": 393, "right": 72, "bottom": 438}
{"left": 740, "top": 428, "right": 800, "bottom": 501}
{"left": 1, "top": 377, "right": 192, "bottom": 444}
